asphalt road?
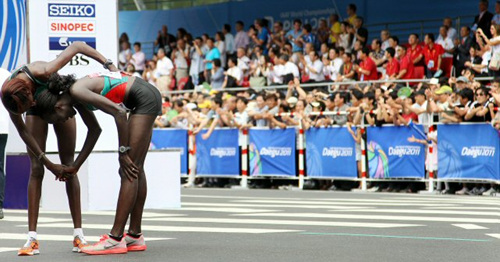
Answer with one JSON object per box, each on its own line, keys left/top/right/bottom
{"left": 0, "top": 188, "right": 499, "bottom": 262}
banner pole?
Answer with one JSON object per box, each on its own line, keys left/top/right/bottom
{"left": 240, "top": 128, "right": 249, "bottom": 188}
{"left": 428, "top": 115, "right": 435, "bottom": 193}
{"left": 360, "top": 118, "right": 367, "bottom": 191}
{"left": 298, "top": 124, "right": 305, "bottom": 190}
{"left": 186, "top": 127, "right": 196, "bottom": 188}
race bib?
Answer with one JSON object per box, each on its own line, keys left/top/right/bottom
{"left": 427, "top": 60, "right": 435, "bottom": 69}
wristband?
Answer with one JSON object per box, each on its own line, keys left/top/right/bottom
{"left": 38, "top": 152, "right": 45, "bottom": 162}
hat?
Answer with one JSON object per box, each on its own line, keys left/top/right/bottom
{"left": 209, "top": 90, "right": 219, "bottom": 96}
{"left": 311, "top": 101, "right": 320, "bottom": 108}
{"left": 435, "top": 85, "right": 453, "bottom": 95}
{"left": 286, "top": 96, "right": 298, "bottom": 105}
{"left": 397, "top": 86, "right": 413, "bottom": 99}
{"left": 198, "top": 100, "right": 212, "bottom": 109}
{"left": 457, "top": 76, "right": 469, "bottom": 83}
{"left": 429, "top": 78, "right": 439, "bottom": 85}
{"left": 186, "top": 103, "right": 197, "bottom": 110}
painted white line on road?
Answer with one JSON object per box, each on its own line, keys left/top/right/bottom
{"left": 142, "top": 217, "right": 424, "bottom": 228}
{"left": 33, "top": 223, "right": 301, "bottom": 234}
{"left": 383, "top": 197, "right": 500, "bottom": 206}
{"left": 452, "top": 224, "right": 489, "bottom": 230}
{"left": 331, "top": 209, "right": 500, "bottom": 217}
{"left": 424, "top": 207, "right": 500, "bottom": 211}
{"left": 0, "top": 247, "right": 18, "bottom": 253}
{"left": 234, "top": 199, "right": 456, "bottom": 207}
{"left": 0, "top": 216, "right": 72, "bottom": 223}
{"left": 235, "top": 213, "right": 500, "bottom": 224}
{"left": 486, "top": 234, "right": 500, "bottom": 239}
{"left": 180, "top": 207, "right": 280, "bottom": 213}
{"left": 3, "top": 210, "right": 183, "bottom": 218}
{"left": 0, "top": 233, "right": 172, "bottom": 242}
{"left": 183, "top": 202, "right": 374, "bottom": 210}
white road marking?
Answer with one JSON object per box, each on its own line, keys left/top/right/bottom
{"left": 234, "top": 199, "right": 456, "bottom": 207}
{"left": 33, "top": 223, "right": 301, "bottom": 234}
{"left": 180, "top": 207, "right": 280, "bottom": 213}
{"left": 0, "top": 233, "right": 172, "bottom": 242}
{"left": 486, "top": 234, "right": 500, "bottom": 239}
{"left": 0, "top": 216, "right": 72, "bottom": 223}
{"left": 3, "top": 210, "right": 183, "bottom": 218}
{"left": 0, "top": 247, "right": 18, "bottom": 253}
{"left": 452, "top": 224, "right": 489, "bottom": 230}
{"left": 142, "top": 217, "right": 424, "bottom": 228}
{"left": 424, "top": 206, "right": 500, "bottom": 211}
{"left": 183, "top": 202, "right": 374, "bottom": 210}
{"left": 331, "top": 209, "right": 500, "bottom": 217}
{"left": 235, "top": 213, "right": 500, "bottom": 224}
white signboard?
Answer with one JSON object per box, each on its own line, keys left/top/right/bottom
{"left": 24, "top": 0, "right": 120, "bottom": 153}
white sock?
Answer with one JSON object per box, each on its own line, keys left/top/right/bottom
{"left": 24, "top": 232, "right": 37, "bottom": 247}
{"left": 73, "top": 228, "right": 84, "bottom": 238}
{"left": 28, "top": 231, "right": 37, "bottom": 240}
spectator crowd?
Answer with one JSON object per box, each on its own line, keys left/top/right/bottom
{"left": 119, "top": 1, "right": 500, "bottom": 195}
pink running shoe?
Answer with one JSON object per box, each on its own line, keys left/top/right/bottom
{"left": 81, "top": 234, "right": 127, "bottom": 255}
{"left": 124, "top": 233, "right": 147, "bottom": 252}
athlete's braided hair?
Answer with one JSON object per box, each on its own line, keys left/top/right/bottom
{"left": 36, "top": 73, "right": 76, "bottom": 116}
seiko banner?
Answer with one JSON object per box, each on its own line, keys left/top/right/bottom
{"left": 28, "top": 0, "right": 117, "bottom": 77}
{"left": 196, "top": 129, "right": 240, "bottom": 176}
{"left": 151, "top": 129, "right": 188, "bottom": 175}
{"left": 438, "top": 124, "right": 500, "bottom": 181}
{"left": 24, "top": 0, "right": 120, "bottom": 153}
{"left": 306, "top": 127, "right": 357, "bottom": 178}
{"left": 367, "top": 125, "right": 426, "bottom": 179}
{"left": 249, "top": 128, "right": 296, "bottom": 177}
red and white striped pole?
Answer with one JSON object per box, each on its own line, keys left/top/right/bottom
{"left": 298, "top": 123, "right": 305, "bottom": 189}
{"left": 187, "top": 128, "right": 196, "bottom": 187}
{"left": 427, "top": 116, "right": 435, "bottom": 193}
{"left": 360, "top": 120, "right": 367, "bottom": 191}
{"left": 240, "top": 128, "right": 249, "bottom": 188}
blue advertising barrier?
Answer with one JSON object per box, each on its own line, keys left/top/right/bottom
{"left": 151, "top": 129, "right": 188, "bottom": 175}
{"left": 367, "top": 125, "right": 426, "bottom": 179}
{"left": 249, "top": 128, "right": 296, "bottom": 177}
{"left": 306, "top": 127, "right": 357, "bottom": 178}
{"left": 196, "top": 129, "right": 240, "bottom": 176}
{"left": 438, "top": 124, "right": 500, "bottom": 181}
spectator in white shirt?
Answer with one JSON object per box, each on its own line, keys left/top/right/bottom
{"left": 324, "top": 48, "right": 343, "bottom": 80}
{"left": 436, "top": 26, "right": 456, "bottom": 58}
{"left": 223, "top": 57, "right": 243, "bottom": 88}
{"left": 142, "top": 60, "right": 157, "bottom": 86}
{"left": 443, "top": 17, "right": 458, "bottom": 41}
{"left": 156, "top": 48, "right": 174, "bottom": 93}
{"left": 301, "top": 50, "right": 325, "bottom": 82}
{"left": 234, "top": 21, "right": 249, "bottom": 50}
{"left": 172, "top": 38, "right": 190, "bottom": 83}
{"left": 223, "top": 24, "right": 235, "bottom": 58}
{"left": 190, "top": 37, "right": 205, "bottom": 85}
{"left": 131, "top": 42, "right": 145, "bottom": 74}
{"left": 215, "top": 31, "right": 227, "bottom": 67}
{"left": 381, "top": 29, "right": 390, "bottom": 50}
{"left": 237, "top": 47, "right": 251, "bottom": 76}
{"left": 118, "top": 41, "right": 132, "bottom": 70}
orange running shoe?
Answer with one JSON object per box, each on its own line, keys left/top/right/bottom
{"left": 81, "top": 234, "right": 127, "bottom": 255}
{"left": 124, "top": 233, "right": 147, "bottom": 252}
{"left": 18, "top": 238, "right": 39, "bottom": 256}
{"left": 72, "top": 235, "right": 88, "bottom": 253}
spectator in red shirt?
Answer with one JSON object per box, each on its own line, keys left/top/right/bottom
{"left": 423, "top": 33, "right": 445, "bottom": 78}
{"left": 408, "top": 33, "right": 425, "bottom": 67}
{"left": 384, "top": 47, "right": 399, "bottom": 79}
{"left": 396, "top": 46, "right": 414, "bottom": 80}
{"left": 355, "top": 47, "right": 378, "bottom": 81}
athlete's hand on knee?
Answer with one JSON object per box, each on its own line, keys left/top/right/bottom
{"left": 119, "top": 154, "right": 139, "bottom": 181}
{"left": 47, "top": 163, "right": 66, "bottom": 181}
{"left": 62, "top": 166, "right": 79, "bottom": 177}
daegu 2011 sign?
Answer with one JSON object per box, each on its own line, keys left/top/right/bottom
{"left": 438, "top": 124, "right": 500, "bottom": 181}
{"left": 306, "top": 127, "right": 357, "bottom": 178}
{"left": 367, "top": 125, "right": 426, "bottom": 179}
{"left": 196, "top": 129, "right": 240, "bottom": 176}
{"left": 249, "top": 128, "right": 296, "bottom": 177}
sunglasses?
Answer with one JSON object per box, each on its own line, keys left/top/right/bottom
{"left": 476, "top": 93, "right": 485, "bottom": 97}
